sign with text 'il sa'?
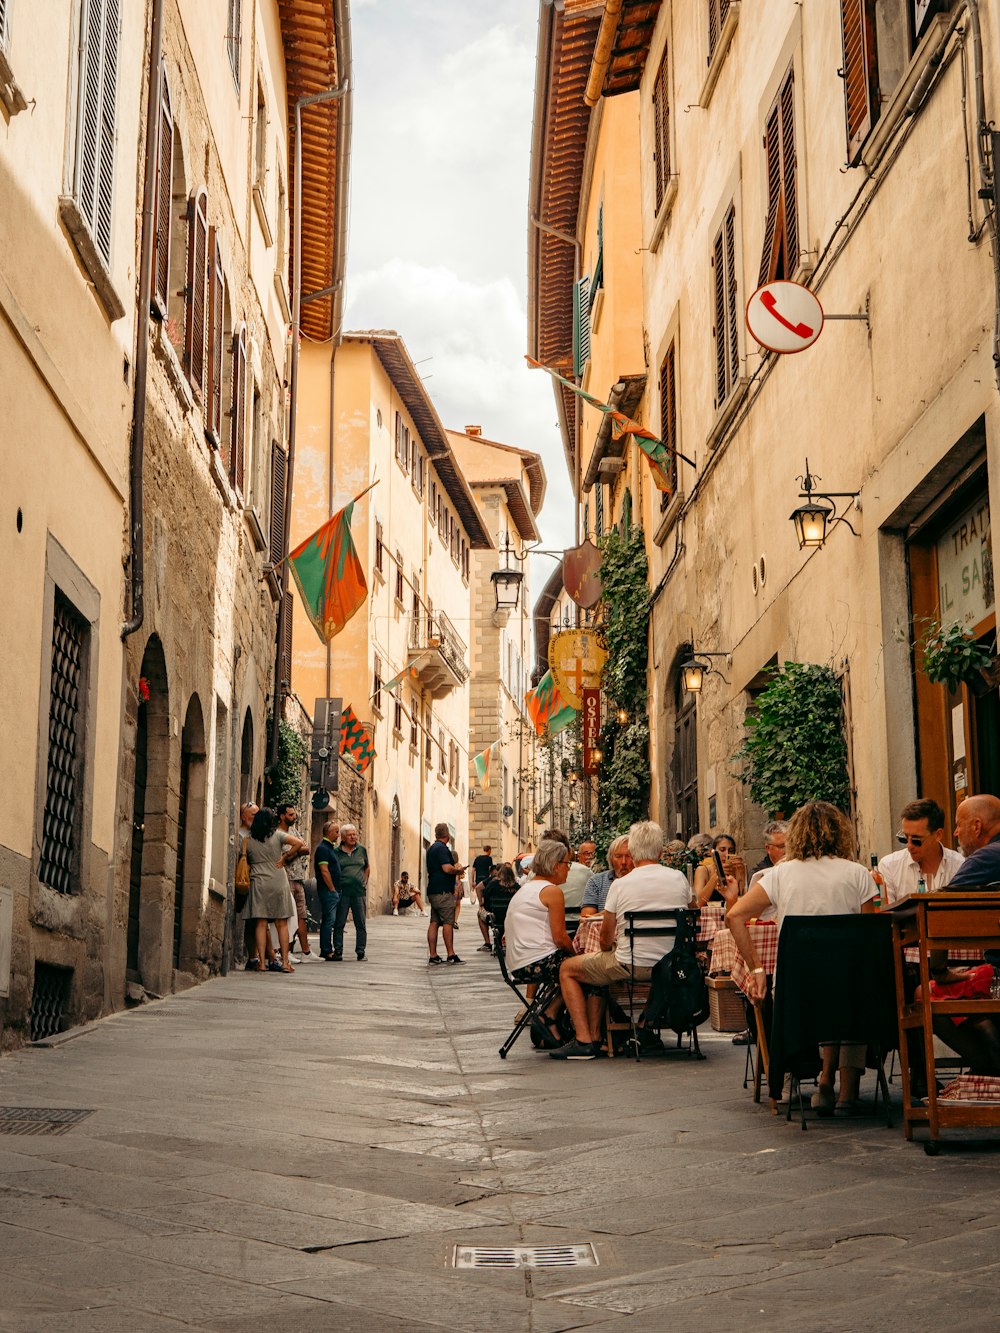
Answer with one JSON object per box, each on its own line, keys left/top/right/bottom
{"left": 583, "top": 689, "right": 601, "bottom": 774}
{"left": 937, "top": 495, "right": 994, "bottom": 629}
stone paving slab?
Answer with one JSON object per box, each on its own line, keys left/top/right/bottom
{"left": 3, "top": 917, "right": 1000, "bottom": 1330}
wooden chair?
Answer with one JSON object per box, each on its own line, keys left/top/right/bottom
{"left": 606, "top": 909, "right": 706, "bottom": 1062}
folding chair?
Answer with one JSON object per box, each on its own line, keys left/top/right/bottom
{"left": 767, "top": 915, "right": 897, "bottom": 1129}
{"left": 608, "top": 909, "right": 706, "bottom": 1062}
{"left": 493, "top": 935, "right": 567, "bottom": 1060}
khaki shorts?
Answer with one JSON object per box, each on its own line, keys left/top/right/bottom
{"left": 289, "top": 881, "right": 307, "bottom": 917}
{"left": 428, "top": 892, "right": 457, "bottom": 926}
{"left": 572, "top": 950, "right": 652, "bottom": 986}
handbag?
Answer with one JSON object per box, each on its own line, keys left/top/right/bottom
{"left": 235, "top": 848, "right": 250, "bottom": 910}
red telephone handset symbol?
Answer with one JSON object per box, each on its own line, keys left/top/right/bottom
{"left": 760, "top": 290, "right": 814, "bottom": 339}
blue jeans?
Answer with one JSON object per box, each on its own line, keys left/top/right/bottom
{"left": 317, "top": 886, "right": 340, "bottom": 956}
{"left": 334, "top": 893, "right": 367, "bottom": 957}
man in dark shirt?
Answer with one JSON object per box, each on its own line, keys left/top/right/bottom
{"left": 313, "top": 820, "right": 341, "bottom": 960}
{"left": 332, "top": 824, "right": 370, "bottom": 961}
{"left": 472, "top": 845, "right": 495, "bottom": 951}
{"left": 945, "top": 796, "right": 1000, "bottom": 888}
{"left": 426, "top": 823, "right": 466, "bottom": 965}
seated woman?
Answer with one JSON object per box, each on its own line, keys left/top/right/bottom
{"left": 726, "top": 801, "right": 878, "bottom": 1115}
{"left": 483, "top": 863, "right": 519, "bottom": 933}
{"left": 503, "top": 840, "right": 576, "bottom": 1048}
{"left": 693, "top": 833, "right": 746, "bottom": 907}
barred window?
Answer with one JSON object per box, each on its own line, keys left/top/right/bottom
{"left": 39, "top": 593, "right": 89, "bottom": 895}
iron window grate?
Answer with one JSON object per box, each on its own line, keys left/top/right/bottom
{"left": 0, "top": 1108, "right": 94, "bottom": 1136}
{"left": 39, "top": 593, "right": 87, "bottom": 894}
{"left": 453, "top": 1245, "right": 598, "bottom": 1270}
{"left": 29, "top": 962, "right": 73, "bottom": 1042}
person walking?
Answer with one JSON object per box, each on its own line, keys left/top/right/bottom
{"left": 245, "top": 808, "right": 306, "bottom": 973}
{"left": 313, "top": 819, "right": 341, "bottom": 960}
{"left": 426, "top": 823, "right": 466, "bottom": 965}
{"left": 276, "top": 802, "right": 316, "bottom": 960}
{"left": 332, "top": 824, "right": 370, "bottom": 961}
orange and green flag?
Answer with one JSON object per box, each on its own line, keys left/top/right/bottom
{"left": 525, "top": 671, "right": 577, "bottom": 739}
{"left": 288, "top": 497, "right": 368, "bottom": 644}
{"left": 339, "top": 704, "right": 375, "bottom": 773}
{"left": 473, "top": 740, "right": 500, "bottom": 790}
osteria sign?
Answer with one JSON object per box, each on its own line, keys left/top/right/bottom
{"left": 936, "top": 496, "right": 994, "bottom": 629}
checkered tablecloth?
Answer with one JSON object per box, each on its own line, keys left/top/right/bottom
{"left": 697, "top": 902, "right": 726, "bottom": 946}
{"left": 710, "top": 923, "right": 779, "bottom": 999}
{"left": 903, "top": 946, "right": 984, "bottom": 965}
{"left": 937, "top": 1074, "right": 1000, "bottom": 1102}
{"left": 573, "top": 917, "right": 604, "bottom": 955}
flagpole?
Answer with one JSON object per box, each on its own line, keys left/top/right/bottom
{"left": 268, "top": 479, "right": 380, "bottom": 581}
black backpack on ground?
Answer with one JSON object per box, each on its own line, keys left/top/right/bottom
{"left": 641, "top": 917, "right": 709, "bottom": 1035}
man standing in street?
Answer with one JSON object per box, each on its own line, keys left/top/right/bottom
{"left": 314, "top": 819, "right": 341, "bottom": 960}
{"left": 426, "top": 823, "right": 466, "bottom": 965}
{"left": 332, "top": 824, "right": 370, "bottom": 961}
{"left": 472, "top": 844, "right": 495, "bottom": 952}
{"left": 276, "top": 802, "right": 317, "bottom": 960}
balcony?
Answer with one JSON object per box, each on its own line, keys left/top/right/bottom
{"left": 409, "top": 610, "right": 470, "bottom": 698}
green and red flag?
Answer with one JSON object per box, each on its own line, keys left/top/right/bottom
{"left": 525, "top": 671, "right": 577, "bottom": 739}
{"left": 473, "top": 740, "right": 500, "bottom": 790}
{"left": 526, "top": 356, "right": 693, "bottom": 492}
{"left": 339, "top": 704, "right": 375, "bottom": 773}
{"left": 288, "top": 493, "right": 369, "bottom": 644}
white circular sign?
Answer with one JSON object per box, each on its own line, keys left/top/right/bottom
{"left": 746, "top": 280, "right": 824, "bottom": 354}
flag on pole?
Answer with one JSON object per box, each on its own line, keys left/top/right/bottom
{"left": 381, "top": 664, "right": 415, "bottom": 696}
{"left": 473, "top": 740, "right": 500, "bottom": 790}
{"left": 339, "top": 704, "right": 375, "bottom": 773}
{"left": 288, "top": 496, "right": 369, "bottom": 645}
{"left": 525, "top": 671, "right": 577, "bottom": 739}
{"left": 526, "top": 356, "right": 694, "bottom": 491}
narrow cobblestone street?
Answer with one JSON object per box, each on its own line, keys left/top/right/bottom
{"left": 1, "top": 921, "right": 1000, "bottom": 1331}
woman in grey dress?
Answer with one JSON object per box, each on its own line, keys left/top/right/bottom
{"left": 246, "top": 808, "right": 307, "bottom": 973}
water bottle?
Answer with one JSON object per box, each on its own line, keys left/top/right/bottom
{"left": 869, "top": 855, "right": 883, "bottom": 910}
{"left": 916, "top": 876, "right": 928, "bottom": 895}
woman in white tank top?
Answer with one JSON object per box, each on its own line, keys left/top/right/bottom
{"left": 504, "top": 840, "right": 576, "bottom": 974}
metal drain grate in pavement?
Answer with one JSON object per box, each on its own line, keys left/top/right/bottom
{"left": 453, "top": 1244, "right": 598, "bottom": 1270}
{"left": 0, "top": 1108, "right": 94, "bottom": 1136}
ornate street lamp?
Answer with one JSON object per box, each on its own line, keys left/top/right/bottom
{"left": 491, "top": 532, "right": 525, "bottom": 611}
{"left": 680, "top": 649, "right": 731, "bottom": 696}
{"left": 789, "top": 459, "right": 860, "bottom": 551}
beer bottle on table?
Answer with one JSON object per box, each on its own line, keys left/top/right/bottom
{"left": 869, "top": 854, "right": 883, "bottom": 910}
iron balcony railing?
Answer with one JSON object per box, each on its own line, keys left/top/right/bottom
{"left": 409, "top": 609, "right": 470, "bottom": 685}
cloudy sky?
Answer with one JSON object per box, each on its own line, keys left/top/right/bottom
{"left": 343, "top": 0, "right": 574, "bottom": 580}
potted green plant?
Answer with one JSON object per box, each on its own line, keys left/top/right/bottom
{"left": 918, "top": 619, "right": 994, "bottom": 693}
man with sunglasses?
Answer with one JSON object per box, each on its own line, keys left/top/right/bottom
{"left": 875, "top": 799, "right": 964, "bottom": 905}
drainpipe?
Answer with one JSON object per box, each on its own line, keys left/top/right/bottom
{"left": 269, "top": 78, "right": 350, "bottom": 769}
{"left": 122, "top": 0, "right": 165, "bottom": 639}
{"left": 584, "top": 0, "right": 623, "bottom": 107}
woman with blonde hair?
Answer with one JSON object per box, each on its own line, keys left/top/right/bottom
{"left": 726, "top": 801, "right": 878, "bottom": 1115}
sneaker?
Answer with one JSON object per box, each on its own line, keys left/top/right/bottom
{"left": 428, "top": 956, "right": 443, "bottom": 965}
{"left": 478, "top": 943, "right": 493, "bottom": 953}
{"left": 266, "top": 961, "right": 284, "bottom": 972}
{"left": 453, "top": 924, "right": 459, "bottom": 930}
{"left": 392, "top": 908, "right": 398, "bottom": 916}
{"left": 446, "top": 954, "right": 464, "bottom": 964}
{"left": 810, "top": 1085, "right": 835, "bottom": 1116}
{"left": 549, "top": 1039, "right": 599, "bottom": 1061}
{"left": 298, "top": 951, "right": 318, "bottom": 962}
{"left": 356, "top": 953, "right": 367, "bottom": 962}
{"left": 732, "top": 1029, "right": 753, "bottom": 1046}
{"left": 327, "top": 953, "right": 343, "bottom": 962}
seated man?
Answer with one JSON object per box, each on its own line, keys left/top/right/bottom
{"left": 877, "top": 798, "right": 964, "bottom": 904}
{"left": 551, "top": 820, "right": 692, "bottom": 1060}
{"left": 580, "top": 835, "right": 633, "bottom": 917}
{"left": 392, "top": 871, "right": 424, "bottom": 916}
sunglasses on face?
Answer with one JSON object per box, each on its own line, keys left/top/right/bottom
{"left": 896, "top": 833, "right": 929, "bottom": 846}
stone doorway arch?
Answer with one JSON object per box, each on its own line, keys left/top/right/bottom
{"left": 127, "top": 636, "right": 169, "bottom": 988}
{"left": 173, "top": 694, "right": 206, "bottom": 972}
{"left": 389, "top": 796, "right": 401, "bottom": 904}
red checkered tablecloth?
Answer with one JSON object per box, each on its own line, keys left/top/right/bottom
{"left": 903, "top": 946, "right": 984, "bottom": 965}
{"left": 937, "top": 1074, "right": 1000, "bottom": 1102}
{"left": 710, "top": 923, "right": 779, "bottom": 999}
{"left": 697, "top": 902, "right": 726, "bottom": 946}
{"left": 573, "top": 917, "right": 604, "bottom": 955}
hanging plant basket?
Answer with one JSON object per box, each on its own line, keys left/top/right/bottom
{"left": 918, "top": 619, "right": 995, "bottom": 694}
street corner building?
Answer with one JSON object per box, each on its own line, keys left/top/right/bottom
{"left": 0, "top": 0, "right": 350, "bottom": 1048}
{"left": 528, "top": 0, "right": 1000, "bottom": 861}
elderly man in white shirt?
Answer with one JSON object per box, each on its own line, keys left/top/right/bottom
{"left": 876, "top": 798, "right": 964, "bottom": 905}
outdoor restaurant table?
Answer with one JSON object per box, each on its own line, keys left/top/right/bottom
{"left": 710, "top": 921, "right": 778, "bottom": 998}
{"left": 573, "top": 903, "right": 723, "bottom": 957}
{"left": 888, "top": 891, "right": 1000, "bottom": 1153}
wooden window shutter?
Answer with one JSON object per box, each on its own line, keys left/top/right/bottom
{"left": 758, "top": 68, "right": 797, "bottom": 286}
{"left": 152, "top": 71, "right": 173, "bottom": 314}
{"left": 0, "top": 0, "right": 8, "bottom": 46}
{"left": 227, "top": 0, "right": 242, "bottom": 92}
{"left": 652, "top": 49, "right": 669, "bottom": 211}
{"left": 230, "top": 326, "right": 247, "bottom": 493}
{"left": 280, "top": 591, "right": 292, "bottom": 688}
{"left": 185, "top": 191, "right": 208, "bottom": 395}
{"left": 76, "top": 0, "right": 120, "bottom": 266}
{"left": 724, "top": 205, "right": 739, "bottom": 393}
{"left": 708, "top": 0, "right": 731, "bottom": 59}
{"left": 758, "top": 102, "right": 782, "bottom": 286}
{"left": 573, "top": 275, "right": 591, "bottom": 376}
{"left": 712, "top": 230, "right": 726, "bottom": 406}
{"left": 269, "top": 441, "right": 287, "bottom": 564}
{"left": 840, "top": 0, "right": 879, "bottom": 164}
{"left": 206, "top": 228, "right": 225, "bottom": 440}
{"left": 659, "top": 342, "right": 678, "bottom": 503}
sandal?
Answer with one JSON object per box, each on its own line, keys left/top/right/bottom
{"left": 281, "top": 964, "right": 295, "bottom": 973}
{"left": 531, "top": 1015, "right": 563, "bottom": 1050}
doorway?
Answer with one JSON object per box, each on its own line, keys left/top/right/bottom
{"left": 390, "top": 796, "right": 401, "bottom": 898}
{"left": 126, "top": 635, "right": 169, "bottom": 987}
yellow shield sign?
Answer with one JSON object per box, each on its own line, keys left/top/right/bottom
{"left": 548, "top": 629, "right": 607, "bottom": 709}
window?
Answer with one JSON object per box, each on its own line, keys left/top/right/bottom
{"left": 416, "top": 452, "right": 425, "bottom": 497}
{"left": 375, "top": 520, "right": 385, "bottom": 578}
{"left": 152, "top": 69, "right": 173, "bottom": 315}
{"left": 502, "top": 763, "right": 510, "bottom": 817}
{"left": 411, "top": 441, "right": 420, "bottom": 490}
{"left": 758, "top": 67, "right": 798, "bottom": 285}
{"left": 229, "top": 324, "right": 247, "bottom": 494}
{"left": 39, "top": 592, "right": 89, "bottom": 895}
{"left": 711, "top": 202, "right": 740, "bottom": 410}
{"left": 269, "top": 441, "right": 286, "bottom": 564}
{"left": 573, "top": 275, "right": 591, "bottom": 376}
{"left": 412, "top": 571, "right": 421, "bottom": 619}
{"left": 254, "top": 81, "right": 267, "bottom": 191}
{"left": 206, "top": 229, "right": 225, "bottom": 442}
{"left": 425, "top": 707, "right": 433, "bottom": 765}
{"left": 591, "top": 202, "right": 604, "bottom": 303}
{"left": 438, "top": 729, "right": 447, "bottom": 777}
{"left": 71, "top": 0, "right": 120, "bottom": 268}
{"left": 439, "top": 502, "right": 447, "bottom": 542}
{"left": 0, "top": 1, "right": 8, "bottom": 48}
{"left": 226, "top": 0, "right": 241, "bottom": 93}
{"left": 595, "top": 482, "right": 604, "bottom": 536}
{"left": 652, "top": 46, "right": 671, "bottom": 213}
{"left": 659, "top": 341, "right": 679, "bottom": 507}
{"left": 394, "top": 696, "right": 403, "bottom": 735}
{"left": 460, "top": 539, "right": 469, "bottom": 583}
{"left": 185, "top": 190, "right": 209, "bottom": 398}
{"left": 275, "top": 167, "right": 287, "bottom": 294}
{"left": 409, "top": 697, "right": 419, "bottom": 749}
{"left": 708, "top": 0, "right": 732, "bottom": 61}
{"left": 395, "top": 550, "right": 405, "bottom": 605}
{"left": 373, "top": 656, "right": 382, "bottom": 714}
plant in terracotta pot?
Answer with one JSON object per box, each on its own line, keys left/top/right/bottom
{"left": 918, "top": 619, "right": 994, "bottom": 693}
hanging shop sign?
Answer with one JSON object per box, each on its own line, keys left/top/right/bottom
{"left": 936, "top": 495, "right": 994, "bottom": 630}
{"left": 548, "top": 628, "right": 608, "bottom": 710}
{"left": 746, "top": 280, "right": 824, "bottom": 354}
{"left": 582, "top": 688, "right": 601, "bottom": 774}
{"left": 563, "top": 538, "right": 603, "bottom": 609}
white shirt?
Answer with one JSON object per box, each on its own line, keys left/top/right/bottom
{"left": 504, "top": 879, "right": 560, "bottom": 972}
{"left": 759, "top": 856, "right": 878, "bottom": 933}
{"left": 877, "top": 846, "right": 965, "bottom": 905}
{"left": 603, "top": 864, "right": 692, "bottom": 967}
